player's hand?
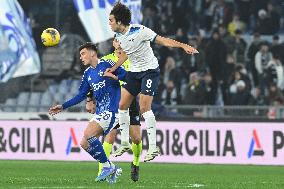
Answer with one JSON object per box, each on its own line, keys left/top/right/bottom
{"left": 105, "top": 67, "right": 116, "bottom": 73}
{"left": 86, "top": 101, "right": 95, "bottom": 114}
{"left": 103, "top": 71, "right": 118, "bottom": 80}
{"left": 183, "top": 45, "right": 199, "bottom": 55}
{"left": 49, "top": 105, "right": 63, "bottom": 116}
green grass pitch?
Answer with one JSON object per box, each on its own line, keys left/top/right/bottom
{"left": 1, "top": 160, "right": 284, "bottom": 189}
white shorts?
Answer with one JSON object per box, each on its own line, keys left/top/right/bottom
{"left": 90, "top": 111, "right": 118, "bottom": 135}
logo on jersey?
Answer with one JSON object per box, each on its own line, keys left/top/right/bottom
{"left": 66, "top": 128, "right": 80, "bottom": 155}
{"left": 91, "top": 80, "right": 106, "bottom": 91}
{"left": 88, "top": 76, "right": 91, "bottom": 81}
{"left": 98, "top": 70, "right": 104, "bottom": 76}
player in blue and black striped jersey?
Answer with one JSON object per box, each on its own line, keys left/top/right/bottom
{"left": 48, "top": 42, "right": 126, "bottom": 183}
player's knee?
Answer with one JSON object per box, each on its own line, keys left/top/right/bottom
{"left": 83, "top": 130, "right": 92, "bottom": 139}
{"left": 105, "top": 131, "right": 116, "bottom": 144}
{"left": 80, "top": 138, "right": 88, "bottom": 149}
{"left": 119, "top": 101, "right": 128, "bottom": 110}
{"left": 139, "top": 101, "right": 151, "bottom": 114}
{"left": 131, "top": 135, "right": 141, "bottom": 144}
{"left": 140, "top": 106, "right": 150, "bottom": 114}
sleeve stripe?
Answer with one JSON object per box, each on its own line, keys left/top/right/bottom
{"left": 106, "top": 59, "right": 115, "bottom": 66}
{"left": 151, "top": 34, "right": 158, "bottom": 43}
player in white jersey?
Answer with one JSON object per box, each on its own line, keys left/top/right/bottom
{"left": 105, "top": 2, "right": 198, "bottom": 162}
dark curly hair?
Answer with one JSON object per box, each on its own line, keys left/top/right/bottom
{"left": 110, "top": 2, "right": 131, "bottom": 26}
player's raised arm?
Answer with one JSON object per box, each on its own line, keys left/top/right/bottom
{"left": 105, "top": 50, "right": 128, "bottom": 73}
{"left": 154, "top": 35, "right": 199, "bottom": 55}
{"left": 104, "top": 59, "right": 127, "bottom": 80}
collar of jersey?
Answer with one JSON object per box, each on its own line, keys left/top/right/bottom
{"left": 120, "top": 24, "right": 132, "bottom": 36}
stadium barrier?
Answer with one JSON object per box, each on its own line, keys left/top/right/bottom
{"left": 1, "top": 105, "right": 284, "bottom": 120}
{"left": 0, "top": 120, "right": 284, "bottom": 165}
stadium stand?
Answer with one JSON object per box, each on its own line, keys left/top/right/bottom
{"left": 1, "top": 0, "right": 284, "bottom": 120}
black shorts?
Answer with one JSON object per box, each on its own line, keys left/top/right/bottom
{"left": 123, "top": 68, "right": 160, "bottom": 96}
{"left": 113, "top": 99, "right": 141, "bottom": 129}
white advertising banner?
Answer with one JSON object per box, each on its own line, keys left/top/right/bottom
{"left": 0, "top": 0, "right": 40, "bottom": 82}
{"left": 73, "top": 0, "right": 142, "bottom": 43}
{"left": 1, "top": 121, "right": 284, "bottom": 165}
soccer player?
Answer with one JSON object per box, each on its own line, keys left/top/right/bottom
{"left": 105, "top": 2, "right": 199, "bottom": 162}
{"left": 86, "top": 39, "right": 142, "bottom": 182}
{"left": 48, "top": 42, "right": 126, "bottom": 183}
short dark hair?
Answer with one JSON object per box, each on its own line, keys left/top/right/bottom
{"left": 79, "top": 42, "right": 98, "bottom": 52}
{"left": 110, "top": 2, "right": 131, "bottom": 26}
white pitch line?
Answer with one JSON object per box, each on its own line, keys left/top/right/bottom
{"left": 173, "top": 183, "right": 205, "bottom": 188}
{"left": 22, "top": 187, "right": 89, "bottom": 189}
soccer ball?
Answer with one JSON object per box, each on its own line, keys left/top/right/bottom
{"left": 41, "top": 28, "right": 60, "bottom": 47}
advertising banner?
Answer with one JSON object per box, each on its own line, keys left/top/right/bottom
{"left": 73, "top": 0, "right": 142, "bottom": 43}
{"left": 1, "top": 121, "right": 284, "bottom": 165}
{"left": 0, "top": 0, "right": 40, "bottom": 82}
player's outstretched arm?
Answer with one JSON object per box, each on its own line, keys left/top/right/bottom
{"left": 155, "top": 35, "right": 199, "bottom": 55}
{"left": 105, "top": 51, "right": 128, "bottom": 73}
{"left": 49, "top": 105, "right": 63, "bottom": 116}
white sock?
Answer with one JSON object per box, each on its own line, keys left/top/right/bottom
{"left": 102, "top": 160, "right": 114, "bottom": 168}
{"left": 142, "top": 110, "right": 156, "bottom": 151}
{"left": 118, "top": 109, "right": 130, "bottom": 144}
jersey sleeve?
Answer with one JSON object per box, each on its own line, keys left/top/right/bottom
{"left": 142, "top": 26, "right": 157, "bottom": 42}
{"left": 62, "top": 71, "right": 90, "bottom": 109}
{"left": 114, "top": 65, "right": 127, "bottom": 81}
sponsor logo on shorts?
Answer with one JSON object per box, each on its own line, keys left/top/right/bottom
{"left": 135, "top": 116, "right": 140, "bottom": 121}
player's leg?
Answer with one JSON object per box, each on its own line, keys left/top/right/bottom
{"left": 97, "top": 128, "right": 117, "bottom": 176}
{"left": 82, "top": 111, "right": 121, "bottom": 182}
{"left": 130, "top": 125, "right": 141, "bottom": 182}
{"left": 129, "top": 99, "right": 142, "bottom": 182}
{"left": 80, "top": 121, "right": 116, "bottom": 182}
{"left": 115, "top": 72, "right": 140, "bottom": 154}
{"left": 140, "top": 68, "right": 160, "bottom": 162}
{"left": 118, "top": 87, "right": 133, "bottom": 147}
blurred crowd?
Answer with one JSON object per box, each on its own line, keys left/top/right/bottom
{"left": 141, "top": 0, "right": 284, "bottom": 107}
{"left": 19, "top": 0, "right": 284, "bottom": 107}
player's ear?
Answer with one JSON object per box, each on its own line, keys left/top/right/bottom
{"left": 118, "top": 21, "right": 121, "bottom": 25}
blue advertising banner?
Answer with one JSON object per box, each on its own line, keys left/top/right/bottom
{"left": 73, "top": 0, "right": 142, "bottom": 43}
{"left": 0, "top": 0, "right": 40, "bottom": 82}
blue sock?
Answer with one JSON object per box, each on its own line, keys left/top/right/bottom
{"left": 86, "top": 136, "right": 108, "bottom": 163}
